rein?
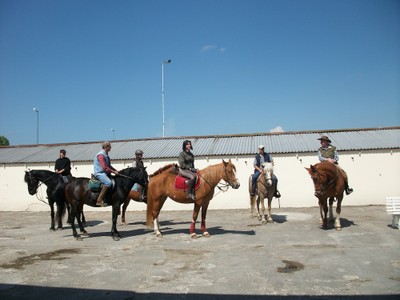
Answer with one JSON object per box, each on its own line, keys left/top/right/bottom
{"left": 28, "top": 172, "right": 59, "bottom": 204}
{"left": 198, "top": 165, "right": 235, "bottom": 193}
{"left": 315, "top": 167, "right": 339, "bottom": 194}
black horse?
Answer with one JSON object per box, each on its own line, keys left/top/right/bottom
{"left": 24, "top": 170, "right": 68, "bottom": 231}
{"left": 65, "top": 167, "right": 148, "bottom": 241}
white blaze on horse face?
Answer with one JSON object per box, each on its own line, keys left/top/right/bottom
{"left": 262, "top": 163, "right": 274, "bottom": 185}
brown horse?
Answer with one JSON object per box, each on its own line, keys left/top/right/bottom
{"left": 306, "top": 161, "right": 345, "bottom": 230}
{"left": 120, "top": 190, "right": 146, "bottom": 225}
{"left": 249, "top": 162, "right": 275, "bottom": 224}
{"left": 146, "top": 160, "right": 240, "bottom": 238}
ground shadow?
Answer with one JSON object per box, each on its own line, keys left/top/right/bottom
{"left": 0, "top": 284, "right": 397, "bottom": 300}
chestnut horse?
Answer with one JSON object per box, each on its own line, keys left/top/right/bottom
{"left": 306, "top": 161, "right": 345, "bottom": 230}
{"left": 249, "top": 162, "right": 276, "bottom": 224}
{"left": 120, "top": 190, "right": 146, "bottom": 225}
{"left": 146, "top": 159, "right": 240, "bottom": 238}
{"left": 65, "top": 167, "right": 148, "bottom": 240}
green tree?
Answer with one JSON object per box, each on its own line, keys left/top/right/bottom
{"left": 0, "top": 136, "right": 10, "bottom": 146}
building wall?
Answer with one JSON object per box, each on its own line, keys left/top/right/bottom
{"left": 1, "top": 150, "right": 399, "bottom": 212}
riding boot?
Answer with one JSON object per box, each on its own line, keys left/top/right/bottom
{"left": 187, "top": 179, "right": 196, "bottom": 201}
{"left": 273, "top": 182, "right": 281, "bottom": 198}
{"left": 96, "top": 185, "right": 109, "bottom": 207}
{"left": 345, "top": 181, "right": 353, "bottom": 195}
{"left": 251, "top": 182, "right": 256, "bottom": 196}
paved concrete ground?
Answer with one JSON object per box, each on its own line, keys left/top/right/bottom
{"left": 0, "top": 205, "right": 399, "bottom": 299}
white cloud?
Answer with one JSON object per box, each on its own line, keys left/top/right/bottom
{"left": 201, "top": 44, "right": 226, "bottom": 53}
{"left": 270, "top": 126, "right": 284, "bottom": 133}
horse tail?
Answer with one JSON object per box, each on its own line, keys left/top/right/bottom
{"left": 55, "top": 187, "right": 67, "bottom": 222}
{"left": 146, "top": 187, "right": 154, "bottom": 228}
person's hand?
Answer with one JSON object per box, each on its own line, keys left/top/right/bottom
{"left": 327, "top": 158, "right": 335, "bottom": 164}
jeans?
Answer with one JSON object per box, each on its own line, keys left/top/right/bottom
{"left": 95, "top": 173, "right": 112, "bottom": 187}
{"left": 251, "top": 171, "right": 278, "bottom": 191}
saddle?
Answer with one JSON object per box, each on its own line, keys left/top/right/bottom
{"left": 174, "top": 172, "right": 201, "bottom": 191}
{"left": 88, "top": 174, "right": 115, "bottom": 192}
{"left": 89, "top": 175, "right": 101, "bottom": 192}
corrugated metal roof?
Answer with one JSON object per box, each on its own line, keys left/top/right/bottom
{"left": 1, "top": 127, "right": 399, "bottom": 164}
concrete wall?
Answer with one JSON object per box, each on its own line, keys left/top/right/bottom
{"left": 1, "top": 149, "right": 399, "bottom": 212}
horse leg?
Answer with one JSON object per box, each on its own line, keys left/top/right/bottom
{"left": 319, "top": 200, "right": 324, "bottom": 224}
{"left": 201, "top": 202, "right": 210, "bottom": 237}
{"left": 250, "top": 195, "right": 256, "bottom": 218}
{"left": 121, "top": 198, "right": 130, "bottom": 225}
{"left": 190, "top": 203, "right": 201, "bottom": 239}
{"left": 56, "top": 201, "right": 64, "bottom": 230}
{"left": 267, "top": 196, "right": 274, "bottom": 223}
{"left": 328, "top": 197, "right": 335, "bottom": 223}
{"left": 259, "top": 195, "right": 266, "bottom": 224}
{"left": 335, "top": 197, "right": 343, "bottom": 231}
{"left": 320, "top": 198, "right": 328, "bottom": 230}
{"left": 111, "top": 205, "right": 120, "bottom": 241}
{"left": 152, "top": 197, "right": 167, "bottom": 237}
{"left": 76, "top": 203, "right": 88, "bottom": 237}
{"left": 70, "top": 202, "right": 82, "bottom": 240}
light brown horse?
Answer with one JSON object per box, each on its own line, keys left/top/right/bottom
{"left": 120, "top": 190, "right": 146, "bottom": 225}
{"left": 249, "top": 162, "right": 275, "bottom": 224}
{"left": 146, "top": 159, "right": 240, "bottom": 238}
{"left": 306, "top": 161, "right": 345, "bottom": 230}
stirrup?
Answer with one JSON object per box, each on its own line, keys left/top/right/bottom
{"left": 346, "top": 188, "right": 353, "bottom": 195}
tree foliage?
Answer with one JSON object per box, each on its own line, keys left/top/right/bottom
{"left": 0, "top": 136, "right": 10, "bottom": 146}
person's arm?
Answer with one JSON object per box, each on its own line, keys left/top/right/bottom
{"left": 97, "top": 154, "right": 114, "bottom": 174}
{"left": 253, "top": 157, "right": 263, "bottom": 173}
{"left": 317, "top": 150, "right": 326, "bottom": 162}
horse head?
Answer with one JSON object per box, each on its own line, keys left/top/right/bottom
{"left": 306, "top": 162, "right": 337, "bottom": 197}
{"left": 261, "top": 162, "right": 274, "bottom": 186}
{"left": 24, "top": 170, "right": 39, "bottom": 195}
{"left": 125, "top": 167, "right": 149, "bottom": 188}
{"left": 222, "top": 159, "right": 240, "bottom": 189}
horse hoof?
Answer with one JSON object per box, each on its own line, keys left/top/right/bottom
{"left": 155, "top": 232, "right": 163, "bottom": 238}
{"left": 261, "top": 219, "right": 266, "bottom": 224}
{"left": 190, "top": 233, "right": 198, "bottom": 239}
{"left": 335, "top": 227, "right": 342, "bottom": 231}
{"left": 113, "top": 236, "right": 120, "bottom": 241}
{"left": 81, "top": 232, "right": 89, "bottom": 237}
{"left": 56, "top": 227, "right": 63, "bottom": 231}
{"left": 49, "top": 227, "right": 56, "bottom": 231}
{"left": 203, "top": 232, "right": 210, "bottom": 238}
{"left": 75, "top": 236, "right": 83, "bottom": 241}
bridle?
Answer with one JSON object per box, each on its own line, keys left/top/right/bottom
{"left": 313, "top": 167, "right": 339, "bottom": 195}
{"left": 198, "top": 163, "right": 238, "bottom": 192}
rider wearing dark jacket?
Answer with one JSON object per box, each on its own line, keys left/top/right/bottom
{"left": 178, "top": 140, "right": 197, "bottom": 201}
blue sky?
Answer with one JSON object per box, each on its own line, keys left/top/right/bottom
{"left": 0, "top": 0, "right": 399, "bottom": 145}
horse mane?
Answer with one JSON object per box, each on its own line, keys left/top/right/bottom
{"left": 150, "top": 164, "right": 178, "bottom": 178}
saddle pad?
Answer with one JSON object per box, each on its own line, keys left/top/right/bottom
{"left": 88, "top": 179, "right": 101, "bottom": 192}
{"left": 174, "top": 172, "right": 201, "bottom": 190}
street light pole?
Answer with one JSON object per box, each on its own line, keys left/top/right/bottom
{"left": 33, "top": 108, "right": 39, "bottom": 144}
{"left": 161, "top": 59, "right": 171, "bottom": 137}
{"left": 111, "top": 128, "right": 115, "bottom": 140}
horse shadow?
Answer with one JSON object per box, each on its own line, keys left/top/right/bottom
{"left": 321, "top": 217, "right": 357, "bottom": 230}
{"left": 271, "top": 214, "right": 288, "bottom": 224}
{"left": 157, "top": 220, "right": 256, "bottom": 237}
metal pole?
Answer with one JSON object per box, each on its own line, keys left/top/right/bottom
{"left": 33, "top": 108, "right": 39, "bottom": 144}
{"left": 161, "top": 60, "right": 171, "bottom": 137}
{"left": 162, "top": 62, "right": 165, "bottom": 137}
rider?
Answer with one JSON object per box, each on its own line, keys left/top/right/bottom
{"left": 251, "top": 145, "right": 281, "bottom": 198}
{"left": 94, "top": 141, "right": 119, "bottom": 207}
{"left": 131, "top": 149, "right": 146, "bottom": 201}
{"left": 178, "top": 140, "right": 197, "bottom": 201}
{"left": 317, "top": 135, "right": 353, "bottom": 195}
{"left": 55, "top": 149, "right": 72, "bottom": 182}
